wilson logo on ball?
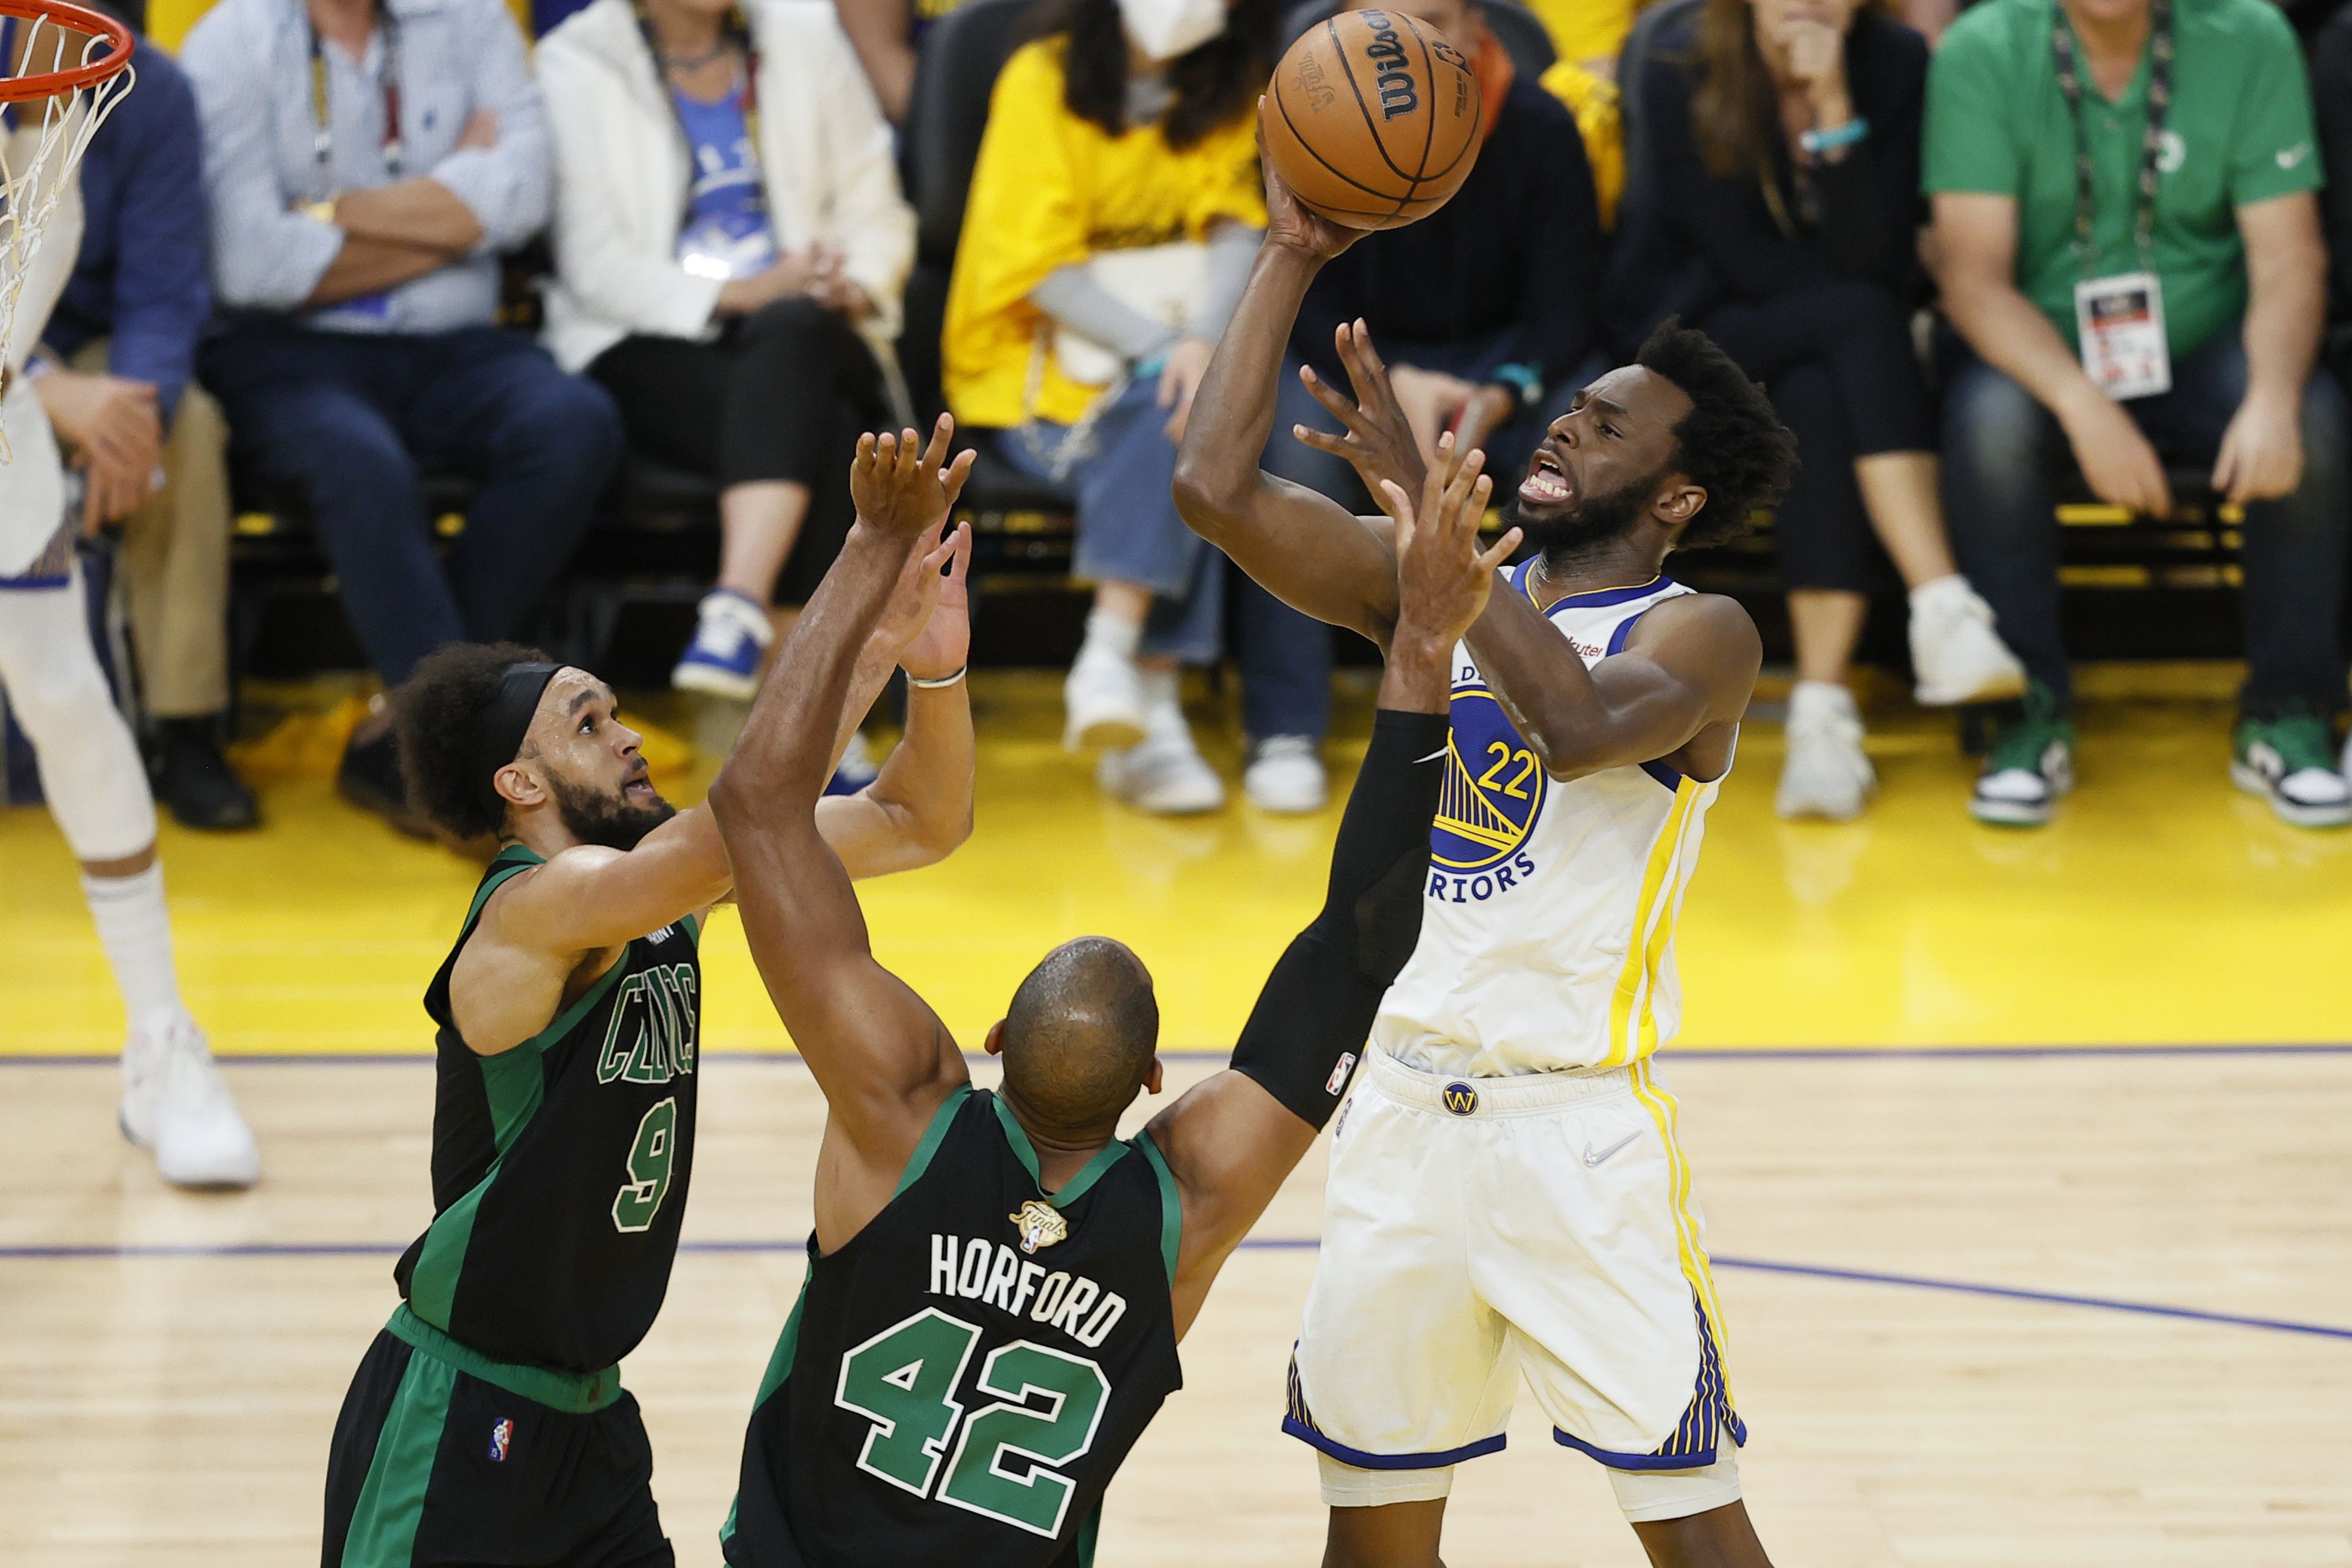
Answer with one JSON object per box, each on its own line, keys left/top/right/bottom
{"left": 1357, "top": 13, "right": 1419, "bottom": 119}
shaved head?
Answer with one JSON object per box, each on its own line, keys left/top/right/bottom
{"left": 999, "top": 938, "right": 1160, "bottom": 1128}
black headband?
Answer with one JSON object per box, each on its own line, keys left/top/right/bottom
{"left": 475, "top": 661, "right": 561, "bottom": 807}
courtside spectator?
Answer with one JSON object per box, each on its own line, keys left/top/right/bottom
{"left": 946, "top": 0, "right": 1337, "bottom": 816}
{"left": 833, "top": 0, "right": 974, "bottom": 123}
{"left": 1927, "top": 0, "right": 2349, "bottom": 828}
{"left": 1276, "top": 0, "right": 1602, "bottom": 503}
{"left": 183, "top": 0, "right": 622, "bottom": 836}
{"left": 539, "top": 0, "right": 913, "bottom": 750}
{"left": 33, "top": 3, "right": 254, "bottom": 831}
{"left": 1623, "top": 0, "right": 2025, "bottom": 821}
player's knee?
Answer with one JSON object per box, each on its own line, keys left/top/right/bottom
{"left": 1, "top": 625, "right": 114, "bottom": 744}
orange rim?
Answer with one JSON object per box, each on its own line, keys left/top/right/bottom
{"left": 0, "top": 0, "right": 131, "bottom": 103}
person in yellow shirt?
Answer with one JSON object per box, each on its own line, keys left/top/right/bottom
{"left": 944, "top": 0, "right": 1337, "bottom": 817}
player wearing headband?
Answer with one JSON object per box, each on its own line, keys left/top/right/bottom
{"left": 315, "top": 518, "right": 978, "bottom": 1568}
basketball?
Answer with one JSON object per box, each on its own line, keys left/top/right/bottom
{"left": 1260, "top": 8, "right": 1483, "bottom": 231}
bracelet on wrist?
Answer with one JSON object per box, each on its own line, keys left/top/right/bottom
{"left": 906, "top": 665, "right": 967, "bottom": 690}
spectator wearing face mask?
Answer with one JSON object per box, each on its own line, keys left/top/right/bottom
{"left": 1927, "top": 0, "right": 2348, "bottom": 829}
{"left": 538, "top": 0, "right": 914, "bottom": 756}
{"left": 946, "top": 0, "right": 1337, "bottom": 817}
{"left": 1619, "top": 0, "right": 2028, "bottom": 822}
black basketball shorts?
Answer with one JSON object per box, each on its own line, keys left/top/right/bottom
{"left": 321, "top": 1312, "right": 673, "bottom": 1568}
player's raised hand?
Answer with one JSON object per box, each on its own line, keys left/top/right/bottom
{"left": 1380, "top": 437, "right": 1516, "bottom": 650}
{"left": 849, "top": 414, "right": 976, "bottom": 541}
{"left": 1294, "top": 319, "right": 1432, "bottom": 515}
{"left": 886, "top": 520, "right": 975, "bottom": 683}
{"left": 1256, "top": 109, "right": 1361, "bottom": 263}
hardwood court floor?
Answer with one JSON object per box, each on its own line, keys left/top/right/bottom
{"left": 4, "top": 668, "right": 2352, "bottom": 1565}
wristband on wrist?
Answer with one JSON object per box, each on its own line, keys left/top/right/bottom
{"left": 906, "top": 666, "right": 967, "bottom": 689}
{"left": 1797, "top": 117, "right": 1870, "bottom": 156}
{"left": 1490, "top": 362, "right": 1543, "bottom": 411}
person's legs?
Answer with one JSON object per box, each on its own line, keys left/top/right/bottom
{"left": 0, "top": 553, "right": 258, "bottom": 1185}
{"left": 1322, "top": 1496, "right": 1449, "bottom": 1568}
{"left": 1629, "top": 1501, "right": 1774, "bottom": 1567}
{"left": 1754, "top": 364, "right": 1876, "bottom": 821}
{"left": 1232, "top": 565, "right": 1333, "bottom": 812}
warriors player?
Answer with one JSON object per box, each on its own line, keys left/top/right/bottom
{"left": 317, "top": 541, "right": 975, "bottom": 1568}
{"left": 1173, "top": 161, "right": 1798, "bottom": 1566}
{"left": 708, "top": 416, "right": 1514, "bottom": 1567}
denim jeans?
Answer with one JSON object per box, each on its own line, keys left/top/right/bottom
{"left": 200, "top": 323, "right": 623, "bottom": 686}
{"left": 1939, "top": 330, "right": 2349, "bottom": 715}
{"left": 991, "top": 376, "right": 1332, "bottom": 741}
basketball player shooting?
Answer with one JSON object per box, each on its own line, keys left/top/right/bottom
{"left": 1172, "top": 154, "right": 1799, "bottom": 1567}
{"left": 314, "top": 546, "right": 975, "bottom": 1568}
{"left": 706, "top": 415, "right": 1514, "bottom": 1568}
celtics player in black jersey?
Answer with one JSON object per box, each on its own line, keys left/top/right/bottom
{"left": 316, "top": 517, "right": 979, "bottom": 1568}
{"left": 704, "top": 416, "right": 1518, "bottom": 1567}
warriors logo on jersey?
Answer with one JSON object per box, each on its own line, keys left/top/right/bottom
{"left": 1431, "top": 678, "right": 1544, "bottom": 876}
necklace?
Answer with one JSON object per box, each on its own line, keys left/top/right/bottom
{"left": 658, "top": 37, "right": 731, "bottom": 70}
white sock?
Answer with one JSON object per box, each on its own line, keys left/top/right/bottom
{"left": 81, "top": 864, "right": 186, "bottom": 1037}
{"left": 1081, "top": 609, "right": 1142, "bottom": 664}
{"left": 1908, "top": 573, "right": 1971, "bottom": 614}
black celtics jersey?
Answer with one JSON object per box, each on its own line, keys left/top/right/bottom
{"left": 723, "top": 1086, "right": 1183, "bottom": 1568}
{"left": 393, "top": 844, "right": 701, "bottom": 1373}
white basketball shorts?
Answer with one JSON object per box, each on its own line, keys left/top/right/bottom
{"left": 1285, "top": 1045, "right": 1745, "bottom": 1513}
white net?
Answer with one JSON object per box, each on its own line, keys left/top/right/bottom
{"left": 0, "top": 11, "right": 133, "bottom": 461}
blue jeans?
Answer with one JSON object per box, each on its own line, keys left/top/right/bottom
{"left": 991, "top": 377, "right": 1331, "bottom": 741}
{"left": 1939, "top": 331, "right": 2349, "bottom": 715}
{"left": 199, "top": 322, "right": 623, "bottom": 685}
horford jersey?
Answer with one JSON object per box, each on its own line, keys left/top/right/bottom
{"left": 1372, "top": 567, "right": 1730, "bottom": 1078}
{"left": 393, "top": 844, "right": 702, "bottom": 1373}
{"left": 723, "top": 1086, "right": 1183, "bottom": 1568}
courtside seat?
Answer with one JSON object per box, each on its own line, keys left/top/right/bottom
{"left": 899, "top": 0, "right": 1079, "bottom": 569}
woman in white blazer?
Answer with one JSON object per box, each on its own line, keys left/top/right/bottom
{"left": 538, "top": 0, "right": 915, "bottom": 708}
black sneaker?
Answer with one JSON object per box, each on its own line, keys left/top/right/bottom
{"left": 337, "top": 720, "right": 436, "bottom": 840}
{"left": 150, "top": 718, "right": 260, "bottom": 831}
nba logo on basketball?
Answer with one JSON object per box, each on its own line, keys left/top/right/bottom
{"left": 488, "top": 1420, "right": 513, "bottom": 1463}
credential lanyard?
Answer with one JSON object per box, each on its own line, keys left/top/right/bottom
{"left": 2049, "top": 0, "right": 2172, "bottom": 274}
{"left": 633, "top": 4, "right": 764, "bottom": 223}
{"left": 308, "top": 0, "right": 404, "bottom": 202}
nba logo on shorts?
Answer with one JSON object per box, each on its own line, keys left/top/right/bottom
{"left": 1325, "top": 1052, "right": 1356, "bottom": 1096}
{"left": 1442, "top": 1082, "right": 1478, "bottom": 1116}
{"left": 488, "top": 1419, "right": 513, "bottom": 1463}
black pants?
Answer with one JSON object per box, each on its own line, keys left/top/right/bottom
{"left": 1699, "top": 279, "right": 1934, "bottom": 594}
{"left": 1941, "top": 330, "right": 2351, "bottom": 715}
{"left": 590, "top": 298, "right": 887, "bottom": 606}
{"left": 199, "top": 323, "right": 622, "bottom": 686}
{"left": 322, "top": 1329, "right": 672, "bottom": 1568}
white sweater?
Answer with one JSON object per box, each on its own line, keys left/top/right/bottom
{"left": 534, "top": 0, "right": 915, "bottom": 376}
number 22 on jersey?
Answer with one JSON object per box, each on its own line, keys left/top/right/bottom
{"left": 835, "top": 1307, "right": 1111, "bottom": 1538}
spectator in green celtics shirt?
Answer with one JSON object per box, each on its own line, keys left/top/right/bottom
{"left": 1925, "top": 0, "right": 2348, "bottom": 831}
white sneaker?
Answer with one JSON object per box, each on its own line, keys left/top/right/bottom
{"left": 119, "top": 1013, "right": 260, "bottom": 1189}
{"left": 1062, "top": 649, "right": 1147, "bottom": 752}
{"left": 1099, "top": 685, "right": 1224, "bottom": 814}
{"left": 1244, "top": 735, "right": 1328, "bottom": 814}
{"left": 1908, "top": 575, "right": 2026, "bottom": 707}
{"left": 672, "top": 589, "right": 775, "bottom": 700}
{"left": 1776, "top": 682, "right": 1875, "bottom": 821}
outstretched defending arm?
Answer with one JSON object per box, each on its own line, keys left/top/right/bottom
{"left": 1146, "top": 448, "right": 1517, "bottom": 1338}
{"left": 708, "top": 419, "right": 979, "bottom": 1246}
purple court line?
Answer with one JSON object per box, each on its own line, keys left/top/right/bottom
{"left": 9, "top": 1043, "right": 2352, "bottom": 1067}
{"left": 2, "top": 1238, "right": 2346, "bottom": 1342}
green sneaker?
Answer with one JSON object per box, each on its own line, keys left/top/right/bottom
{"left": 2231, "top": 708, "right": 2351, "bottom": 828}
{"left": 1969, "top": 682, "right": 2076, "bottom": 827}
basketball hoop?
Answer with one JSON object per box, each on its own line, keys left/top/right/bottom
{"left": 0, "top": 0, "right": 132, "bottom": 461}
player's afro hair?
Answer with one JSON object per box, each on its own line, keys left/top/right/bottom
{"left": 1635, "top": 319, "right": 1799, "bottom": 550}
{"left": 391, "top": 641, "right": 555, "bottom": 841}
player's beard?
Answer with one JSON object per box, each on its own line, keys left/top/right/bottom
{"left": 545, "top": 766, "right": 677, "bottom": 851}
{"left": 1507, "top": 461, "right": 1668, "bottom": 563}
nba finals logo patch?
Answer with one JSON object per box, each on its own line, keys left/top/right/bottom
{"left": 1009, "top": 1200, "right": 1068, "bottom": 1255}
{"left": 1430, "top": 677, "right": 1543, "bottom": 902}
{"left": 488, "top": 1419, "right": 513, "bottom": 1463}
{"left": 1442, "top": 1082, "right": 1479, "bottom": 1116}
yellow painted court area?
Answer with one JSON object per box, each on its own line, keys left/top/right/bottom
{"left": 6, "top": 667, "right": 2349, "bottom": 1060}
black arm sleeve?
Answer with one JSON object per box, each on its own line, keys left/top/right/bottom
{"left": 1228, "top": 708, "right": 1449, "bottom": 1128}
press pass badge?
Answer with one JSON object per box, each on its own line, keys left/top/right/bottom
{"left": 2075, "top": 271, "right": 2170, "bottom": 400}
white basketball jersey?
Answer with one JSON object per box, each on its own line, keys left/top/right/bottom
{"left": 1373, "top": 566, "right": 1729, "bottom": 1077}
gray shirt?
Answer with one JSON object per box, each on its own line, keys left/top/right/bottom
{"left": 180, "top": 0, "right": 552, "bottom": 333}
